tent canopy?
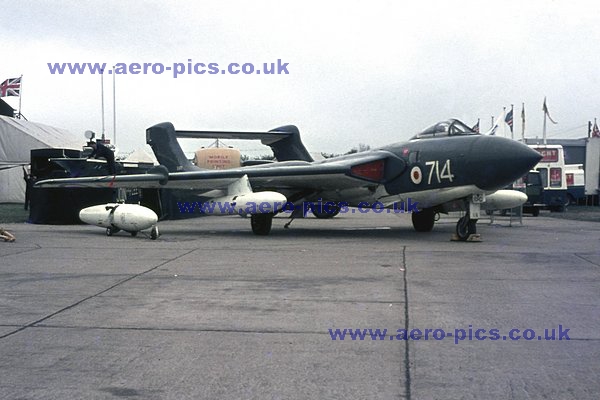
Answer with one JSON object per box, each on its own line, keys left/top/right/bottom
{"left": 0, "top": 116, "right": 81, "bottom": 203}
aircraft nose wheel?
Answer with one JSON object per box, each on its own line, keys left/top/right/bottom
{"left": 456, "top": 216, "right": 477, "bottom": 241}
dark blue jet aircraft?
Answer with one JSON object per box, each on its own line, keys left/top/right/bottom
{"left": 36, "top": 119, "right": 541, "bottom": 241}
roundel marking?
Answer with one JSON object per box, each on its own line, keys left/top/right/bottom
{"left": 410, "top": 166, "right": 422, "bottom": 184}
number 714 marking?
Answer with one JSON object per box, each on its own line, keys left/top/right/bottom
{"left": 425, "top": 160, "right": 454, "bottom": 184}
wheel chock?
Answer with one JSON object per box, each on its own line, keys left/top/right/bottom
{"left": 451, "top": 233, "right": 482, "bottom": 242}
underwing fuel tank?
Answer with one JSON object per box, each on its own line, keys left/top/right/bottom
{"left": 79, "top": 203, "right": 160, "bottom": 239}
{"left": 480, "top": 190, "right": 528, "bottom": 210}
{"left": 206, "top": 191, "right": 288, "bottom": 215}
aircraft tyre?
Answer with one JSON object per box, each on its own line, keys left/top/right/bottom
{"left": 456, "top": 216, "right": 477, "bottom": 241}
{"left": 130, "top": 231, "right": 138, "bottom": 237}
{"left": 251, "top": 213, "right": 273, "bottom": 235}
{"left": 106, "top": 226, "right": 120, "bottom": 236}
{"left": 150, "top": 226, "right": 159, "bottom": 240}
{"left": 412, "top": 208, "right": 435, "bottom": 232}
{"left": 312, "top": 203, "right": 341, "bottom": 219}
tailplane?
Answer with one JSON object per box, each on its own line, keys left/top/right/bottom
{"left": 175, "top": 124, "right": 313, "bottom": 162}
{"left": 146, "top": 122, "right": 315, "bottom": 172}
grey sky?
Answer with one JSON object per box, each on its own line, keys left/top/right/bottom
{"left": 2, "top": 0, "right": 599, "bottom": 156}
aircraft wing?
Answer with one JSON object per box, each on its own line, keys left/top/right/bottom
{"left": 34, "top": 171, "right": 171, "bottom": 189}
{"left": 34, "top": 151, "right": 405, "bottom": 192}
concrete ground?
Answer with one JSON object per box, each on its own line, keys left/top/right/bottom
{"left": 0, "top": 211, "right": 599, "bottom": 399}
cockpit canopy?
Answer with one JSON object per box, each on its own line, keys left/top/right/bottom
{"left": 410, "top": 119, "right": 478, "bottom": 140}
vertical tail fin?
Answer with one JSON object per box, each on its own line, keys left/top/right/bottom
{"left": 266, "top": 125, "right": 313, "bottom": 162}
{"left": 146, "top": 122, "right": 198, "bottom": 172}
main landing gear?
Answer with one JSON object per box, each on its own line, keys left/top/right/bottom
{"left": 311, "top": 202, "right": 341, "bottom": 219}
{"left": 411, "top": 208, "right": 436, "bottom": 232}
{"left": 411, "top": 197, "right": 482, "bottom": 242}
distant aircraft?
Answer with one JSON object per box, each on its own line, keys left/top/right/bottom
{"left": 35, "top": 119, "right": 541, "bottom": 240}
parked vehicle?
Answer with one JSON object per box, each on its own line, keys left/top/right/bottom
{"left": 529, "top": 145, "right": 568, "bottom": 212}
{"left": 565, "top": 164, "right": 585, "bottom": 205}
{"left": 513, "top": 170, "right": 545, "bottom": 216}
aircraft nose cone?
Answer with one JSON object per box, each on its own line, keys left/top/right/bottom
{"left": 470, "top": 136, "right": 542, "bottom": 191}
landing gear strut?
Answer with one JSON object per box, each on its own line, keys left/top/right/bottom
{"left": 105, "top": 206, "right": 120, "bottom": 237}
{"left": 284, "top": 207, "right": 304, "bottom": 229}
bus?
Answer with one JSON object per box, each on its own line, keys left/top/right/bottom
{"left": 529, "top": 144, "right": 568, "bottom": 211}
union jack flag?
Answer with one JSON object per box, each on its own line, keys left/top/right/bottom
{"left": 0, "top": 77, "right": 21, "bottom": 97}
{"left": 504, "top": 108, "right": 513, "bottom": 133}
{"left": 592, "top": 121, "right": 600, "bottom": 138}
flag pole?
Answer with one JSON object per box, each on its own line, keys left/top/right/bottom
{"left": 521, "top": 103, "right": 525, "bottom": 142}
{"left": 502, "top": 107, "right": 506, "bottom": 137}
{"left": 18, "top": 75, "right": 23, "bottom": 118}
{"left": 101, "top": 70, "right": 105, "bottom": 140}
{"left": 542, "top": 99, "right": 547, "bottom": 145}
{"left": 112, "top": 65, "right": 116, "bottom": 146}
{"left": 510, "top": 104, "right": 514, "bottom": 140}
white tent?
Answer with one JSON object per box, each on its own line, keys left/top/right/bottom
{"left": 0, "top": 116, "right": 80, "bottom": 203}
